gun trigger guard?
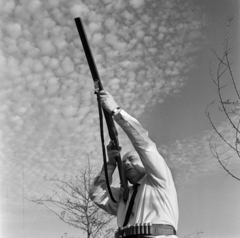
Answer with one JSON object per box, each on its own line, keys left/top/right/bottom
{"left": 109, "top": 140, "right": 116, "bottom": 150}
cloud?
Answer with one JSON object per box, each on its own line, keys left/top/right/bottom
{"left": 0, "top": 0, "right": 207, "bottom": 225}
{"left": 129, "top": 0, "right": 145, "bottom": 9}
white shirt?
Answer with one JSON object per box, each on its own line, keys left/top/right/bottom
{"left": 90, "top": 110, "right": 179, "bottom": 237}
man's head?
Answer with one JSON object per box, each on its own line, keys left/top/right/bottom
{"left": 122, "top": 151, "right": 146, "bottom": 184}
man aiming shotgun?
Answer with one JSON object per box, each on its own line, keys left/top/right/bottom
{"left": 90, "top": 91, "right": 179, "bottom": 238}
{"left": 75, "top": 17, "right": 179, "bottom": 238}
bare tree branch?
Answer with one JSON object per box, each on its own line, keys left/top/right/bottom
{"left": 206, "top": 18, "right": 240, "bottom": 181}
{"left": 30, "top": 155, "right": 115, "bottom": 238}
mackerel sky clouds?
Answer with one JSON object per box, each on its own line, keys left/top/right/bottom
{"left": 0, "top": 0, "right": 205, "bottom": 198}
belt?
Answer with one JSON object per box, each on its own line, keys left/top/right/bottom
{"left": 115, "top": 223, "right": 176, "bottom": 238}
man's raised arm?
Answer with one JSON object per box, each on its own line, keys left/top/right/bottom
{"left": 99, "top": 90, "right": 173, "bottom": 186}
{"left": 89, "top": 145, "right": 120, "bottom": 215}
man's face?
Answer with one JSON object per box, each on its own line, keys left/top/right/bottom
{"left": 122, "top": 151, "right": 146, "bottom": 184}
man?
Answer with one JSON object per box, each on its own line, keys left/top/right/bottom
{"left": 90, "top": 91, "right": 179, "bottom": 238}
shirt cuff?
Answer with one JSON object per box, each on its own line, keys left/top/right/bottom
{"left": 113, "top": 108, "right": 125, "bottom": 120}
{"left": 112, "top": 107, "right": 122, "bottom": 117}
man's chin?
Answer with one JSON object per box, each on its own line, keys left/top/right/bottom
{"left": 126, "top": 176, "right": 134, "bottom": 184}
{"left": 126, "top": 175, "right": 139, "bottom": 184}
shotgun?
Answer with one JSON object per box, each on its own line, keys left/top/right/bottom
{"left": 74, "top": 17, "right": 129, "bottom": 203}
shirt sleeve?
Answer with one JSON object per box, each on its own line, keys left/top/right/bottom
{"left": 114, "top": 110, "right": 171, "bottom": 186}
{"left": 89, "top": 164, "right": 120, "bottom": 215}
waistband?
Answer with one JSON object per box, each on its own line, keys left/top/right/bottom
{"left": 115, "top": 223, "right": 176, "bottom": 238}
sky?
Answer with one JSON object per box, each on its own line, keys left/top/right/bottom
{"left": 0, "top": 0, "right": 239, "bottom": 238}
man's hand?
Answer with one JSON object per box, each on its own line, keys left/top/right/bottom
{"left": 107, "top": 141, "right": 121, "bottom": 166}
{"left": 99, "top": 90, "right": 119, "bottom": 113}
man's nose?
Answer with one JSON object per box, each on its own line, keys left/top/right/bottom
{"left": 123, "top": 160, "right": 131, "bottom": 167}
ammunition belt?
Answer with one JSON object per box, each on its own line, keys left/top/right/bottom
{"left": 114, "top": 223, "right": 176, "bottom": 237}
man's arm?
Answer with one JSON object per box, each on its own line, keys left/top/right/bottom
{"left": 89, "top": 143, "right": 121, "bottom": 215}
{"left": 89, "top": 163, "right": 120, "bottom": 215}
{"left": 114, "top": 110, "right": 171, "bottom": 184}
{"left": 100, "top": 91, "right": 172, "bottom": 186}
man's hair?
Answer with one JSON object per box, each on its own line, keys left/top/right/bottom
{"left": 122, "top": 151, "right": 139, "bottom": 161}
